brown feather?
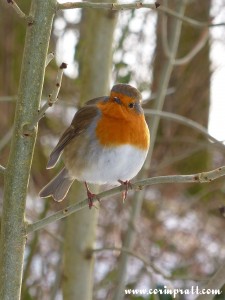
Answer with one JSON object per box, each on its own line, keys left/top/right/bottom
{"left": 47, "top": 104, "right": 101, "bottom": 169}
{"left": 39, "top": 168, "right": 74, "bottom": 201}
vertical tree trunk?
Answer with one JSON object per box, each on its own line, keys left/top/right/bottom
{"left": 62, "top": 3, "right": 117, "bottom": 300}
{"left": 152, "top": 0, "right": 210, "bottom": 178}
{"left": 0, "top": 1, "right": 56, "bottom": 299}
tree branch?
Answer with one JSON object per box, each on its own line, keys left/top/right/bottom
{"left": 57, "top": 1, "right": 157, "bottom": 11}
{"left": 45, "top": 52, "right": 55, "bottom": 67}
{"left": 0, "top": 127, "right": 13, "bottom": 152}
{"left": 0, "top": 96, "right": 17, "bottom": 102}
{"left": 173, "top": 29, "right": 209, "bottom": 65}
{"left": 0, "top": 0, "right": 57, "bottom": 298}
{"left": 161, "top": 9, "right": 209, "bottom": 65}
{"left": 91, "top": 246, "right": 168, "bottom": 278}
{"left": 56, "top": 1, "right": 224, "bottom": 28}
{"left": 144, "top": 109, "right": 225, "bottom": 151}
{"left": 25, "top": 62, "right": 67, "bottom": 132}
{"left": 7, "top": 0, "right": 27, "bottom": 19}
{"left": 92, "top": 246, "right": 203, "bottom": 281}
{"left": 27, "top": 166, "right": 225, "bottom": 234}
{"left": 195, "top": 261, "right": 225, "bottom": 300}
{"left": 0, "top": 165, "right": 6, "bottom": 174}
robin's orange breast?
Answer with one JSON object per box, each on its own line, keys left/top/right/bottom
{"left": 95, "top": 102, "right": 150, "bottom": 150}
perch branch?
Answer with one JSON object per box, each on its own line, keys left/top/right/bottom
{"left": 27, "top": 166, "right": 225, "bottom": 234}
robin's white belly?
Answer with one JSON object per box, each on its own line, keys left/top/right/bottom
{"left": 72, "top": 144, "right": 148, "bottom": 184}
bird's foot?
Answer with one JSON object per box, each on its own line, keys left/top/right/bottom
{"left": 118, "top": 180, "right": 132, "bottom": 203}
{"left": 84, "top": 182, "right": 100, "bottom": 209}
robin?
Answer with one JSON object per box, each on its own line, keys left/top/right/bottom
{"left": 39, "top": 83, "right": 150, "bottom": 208}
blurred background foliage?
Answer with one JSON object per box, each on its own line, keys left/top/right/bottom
{"left": 1, "top": 0, "right": 225, "bottom": 299}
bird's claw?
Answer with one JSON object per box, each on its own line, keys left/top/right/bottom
{"left": 87, "top": 191, "right": 100, "bottom": 209}
{"left": 85, "top": 181, "right": 100, "bottom": 209}
{"left": 118, "top": 180, "right": 132, "bottom": 203}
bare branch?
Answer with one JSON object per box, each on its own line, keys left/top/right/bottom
{"left": 45, "top": 52, "right": 55, "bottom": 67}
{"left": 0, "top": 127, "right": 13, "bottom": 152}
{"left": 195, "top": 262, "right": 225, "bottom": 300}
{"left": 161, "top": 4, "right": 171, "bottom": 59}
{"left": 27, "top": 166, "right": 225, "bottom": 233}
{"left": 143, "top": 87, "right": 176, "bottom": 103}
{"left": 92, "top": 246, "right": 168, "bottom": 278}
{"left": 57, "top": 1, "right": 222, "bottom": 28}
{"left": 25, "top": 62, "right": 67, "bottom": 132}
{"left": 144, "top": 109, "right": 225, "bottom": 151}
{"left": 158, "top": 4, "right": 208, "bottom": 28}
{"left": 7, "top": 0, "right": 27, "bottom": 19}
{"left": 173, "top": 29, "right": 209, "bottom": 65}
{"left": 0, "top": 165, "right": 6, "bottom": 175}
{"left": 161, "top": 4, "right": 209, "bottom": 65}
{"left": 92, "top": 246, "right": 203, "bottom": 281}
{"left": 49, "top": 62, "right": 67, "bottom": 104}
{"left": 57, "top": 1, "right": 157, "bottom": 11}
{"left": 0, "top": 96, "right": 17, "bottom": 102}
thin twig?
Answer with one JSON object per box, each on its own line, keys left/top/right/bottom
{"left": 0, "top": 96, "right": 17, "bottom": 102}
{"left": 0, "top": 165, "right": 6, "bottom": 175}
{"left": 92, "top": 246, "right": 168, "bottom": 278}
{"left": 144, "top": 109, "right": 225, "bottom": 151}
{"left": 7, "top": 0, "right": 27, "bottom": 19}
{"left": 0, "top": 127, "right": 13, "bottom": 151}
{"left": 56, "top": 1, "right": 224, "bottom": 28}
{"left": 173, "top": 29, "right": 209, "bottom": 65}
{"left": 57, "top": 1, "right": 157, "bottom": 11}
{"left": 161, "top": 3, "right": 171, "bottom": 59}
{"left": 143, "top": 87, "right": 176, "bottom": 103}
{"left": 27, "top": 166, "right": 225, "bottom": 234}
{"left": 158, "top": 4, "right": 208, "bottom": 28}
{"left": 25, "top": 62, "right": 67, "bottom": 132}
{"left": 92, "top": 246, "right": 203, "bottom": 282}
{"left": 45, "top": 52, "right": 55, "bottom": 68}
{"left": 49, "top": 62, "right": 67, "bottom": 104}
{"left": 195, "top": 261, "right": 225, "bottom": 300}
{"left": 154, "top": 144, "right": 206, "bottom": 172}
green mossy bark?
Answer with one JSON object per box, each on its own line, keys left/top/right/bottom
{"left": 0, "top": 1, "right": 56, "bottom": 299}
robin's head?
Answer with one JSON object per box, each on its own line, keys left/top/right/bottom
{"left": 102, "top": 84, "right": 144, "bottom": 119}
{"left": 111, "top": 84, "right": 142, "bottom": 103}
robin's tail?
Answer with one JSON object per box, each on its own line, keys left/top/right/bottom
{"left": 39, "top": 168, "right": 74, "bottom": 202}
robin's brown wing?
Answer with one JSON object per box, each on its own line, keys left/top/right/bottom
{"left": 46, "top": 103, "right": 102, "bottom": 169}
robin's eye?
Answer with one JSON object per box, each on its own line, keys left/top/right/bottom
{"left": 113, "top": 97, "right": 122, "bottom": 105}
{"left": 128, "top": 102, "right": 135, "bottom": 108}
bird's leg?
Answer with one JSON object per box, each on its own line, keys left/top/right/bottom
{"left": 84, "top": 181, "right": 100, "bottom": 209}
{"left": 118, "top": 180, "right": 132, "bottom": 203}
